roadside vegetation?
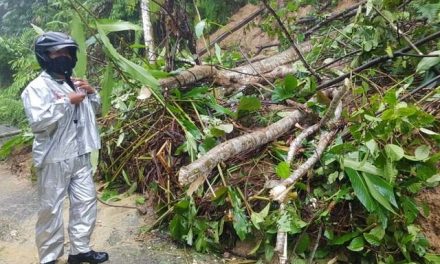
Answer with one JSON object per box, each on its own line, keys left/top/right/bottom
{"left": 0, "top": 0, "right": 439, "bottom": 263}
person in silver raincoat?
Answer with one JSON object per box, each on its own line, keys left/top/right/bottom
{"left": 21, "top": 32, "right": 109, "bottom": 264}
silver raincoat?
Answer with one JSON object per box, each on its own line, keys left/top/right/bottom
{"left": 21, "top": 71, "right": 101, "bottom": 263}
{"left": 21, "top": 71, "right": 101, "bottom": 167}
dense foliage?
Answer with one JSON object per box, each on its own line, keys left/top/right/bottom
{"left": 1, "top": 0, "right": 439, "bottom": 263}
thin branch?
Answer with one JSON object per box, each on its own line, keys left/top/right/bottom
{"left": 308, "top": 223, "right": 323, "bottom": 264}
{"left": 402, "top": 75, "right": 440, "bottom": 100}
{"left": 238, "top": 46, "right": 276, "bottom": 89}
{"left": 394, "top": 52, "right": 440, "bottom": 58}
{"left": 262, "top": 0, "right": 321, "bottom": 81}
{"left": 373, "top": 6, "right": 422, "bottom": 55}
{"left": 317, "top": 30, "right": 440, "bottom": 91}
{"left": 304, "top": 1, "right": 366, "bottom": 39}
{"left": 315, "top": 49, "right": 362, "bottom": 72}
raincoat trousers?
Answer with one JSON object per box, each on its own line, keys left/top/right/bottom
{"left": 21, "top": 71, "right": 101, "bottom": 263}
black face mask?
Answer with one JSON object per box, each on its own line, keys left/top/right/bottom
{"left": 45, "top": 56, "right": 76, "bottom": 78}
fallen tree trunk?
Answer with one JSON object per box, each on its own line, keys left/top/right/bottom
{"left": 178, "top": 110, "right": 313, "bottom": 186}
{"left": 158, "top": 41, "right": 312, "bottom": 90}
{"left": 159, "top": 65, "right": 216, "bottom": 90}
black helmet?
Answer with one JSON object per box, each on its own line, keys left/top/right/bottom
{"left": 34, "top": 32, "right": 78, "bottom": 69}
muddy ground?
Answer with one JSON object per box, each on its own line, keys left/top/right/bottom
{"left": 0, "top": 162, "right": 223, "bottom": 264}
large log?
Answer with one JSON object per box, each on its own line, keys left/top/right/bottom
{"left": 178, "top": 110, "right": 311, "bottom": 186}
{"left": 158, "top": 41, "right": 312, "bottom": 90}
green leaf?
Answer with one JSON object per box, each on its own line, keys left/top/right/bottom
{"left": 95, "top": 19, "right": 142, "bottom": 33}
{"left": 416, "top": 50, "right": 440, "bottom": 73}
{"left": 213, "top": 124, "right": 233, "bottom": 134}
{"left": 384, "top": 160, "right": 397, "bottom": 183}
{"left": 96, "top": 24, "right": 159, "bottom": 93}
{"left": 364, "top": 226, "right": 385, "bottom": 246}
{"left": 401, "top": 196, "right": 419, "bottom": 224}
{"left": 211, "top": 186, "right": 228, "bottom": 203}
{"left": 174, "top": 199, "right": 190, "bottom": 213}
{"left": 385, "top": 45, "right": 393, "bottom": 58}
{"left": 229, "top": 189, "right": 250, "bottom": 240}
{"left": 31, "top": 23, "right": 45, "bottom": 35}
{"left": 420, "top": 128, "right": 439, "bottom": 135}
{"left": 364, "top": 173, "right": 397, "bottom": 213}
{"left": 199, "top": 137, "right": 217, "bottom": 154}
{"left": 99, "top": 65, "right": 115, "bottom": 116}
{"left": 365, "top": 139, "right": 379, "bottom": 158}
{"left": 284, "top": 74, "right": 298, "bottom": 91}
{"left": 195, "top": 20, "right": 206, "bottom": 39}
{"left": 343, "top": 158, "right": 384, "bottom": 177}
{"left": 170, "top": 215, "right": 186, "bottom": 239}
{"left": 238, "top": 96, "right": 261, "bottom": 112}
{"left": 345, "top": 168, "right": 376, "bottom": 212}
{"left": 347, "top": 237, "right": 364, "bottom": 252}
{"left": 71, "top": 16, "right": 87, "bottom": 77}
{"left": 276, "top": 161, "right": 291, "bottom": 179}
{"left": 329, "top": 231, "right": 360, "bottom": 245}
{"left": 415, "top": 145, "right": 430, "bottom": 161}
{"left": 251, "top": 203, "right": 270, "bottom": 230}
{"left": 215, "top": 43, "right": 222, "bottom": 64}
{"left": 425, "top": 253, "right": 440, "bottom": 263}
{"left": 385, "top": 144, "right": 404, "bottom": 161}
{"left": 271, "top": 75, "right": 298, "bottom": 102}
{"left": 427, "top": 174, "right": 440, "bottom": 184}
{"left": 295, "top": 234, "right": 310, "bottom": 254}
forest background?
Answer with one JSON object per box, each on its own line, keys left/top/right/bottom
{"left": 0, "top": 0, "right": 439, "bottom": 263}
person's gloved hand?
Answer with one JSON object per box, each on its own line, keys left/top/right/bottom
{"left": 72, "top": 78, "right": 96, "bottom": 94}
{"left": 68, "top": 92, "right": 86, "bottom": 104}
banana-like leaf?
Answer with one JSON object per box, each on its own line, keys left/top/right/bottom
{"left": 96, "top": 24, "right": 160, "bottom": 97}
{"left": 95, "top": 19, "right": 142, "bottom": 33}
{"left": 71, "top": 16, "right": 87, "bottom": 77}
{"left": 100, "top": 65, "right": 114, "bottom": 116}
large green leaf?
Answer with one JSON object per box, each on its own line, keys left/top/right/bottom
{"left": 347, "top": 237, "right": 364, "bottom": 252}
{"left": 345, "top": 168, "right": 376, "bottom": 212}
{"left": 416, "top": 50, "right": 440, "bottom": 73}
{"left": 71, "top": 16, "right": 87, "bottom": 77}
{"left": 343, "top": 158, "right": 384, "bottom": 176}
{"left": 364, "top": 173, "right": 397, "bottom": 214}
{"left": 385, "top": 144, "right": 404, "bottom": 162}
{"left": 96, "top": 24, "right": 159, "bottom": 91}
{"left": 99, "top": 65, "right": 115, "bottom": 116}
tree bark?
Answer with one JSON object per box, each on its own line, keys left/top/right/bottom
{"left": 178, "top": 110, "right": 311, "bottom": 186}
{"left": 159, "top": 65, "right": 217, "bottom": 90}
{"left": 140, "top": 0, "right": 156, "bottom": 62}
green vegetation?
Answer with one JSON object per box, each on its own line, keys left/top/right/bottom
{"left": 1, "top": 0, "right": 439, "bottom": 263}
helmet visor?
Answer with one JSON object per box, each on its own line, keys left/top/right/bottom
{"left": 47, "top": 44, "right": 78, "bottom": 52}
